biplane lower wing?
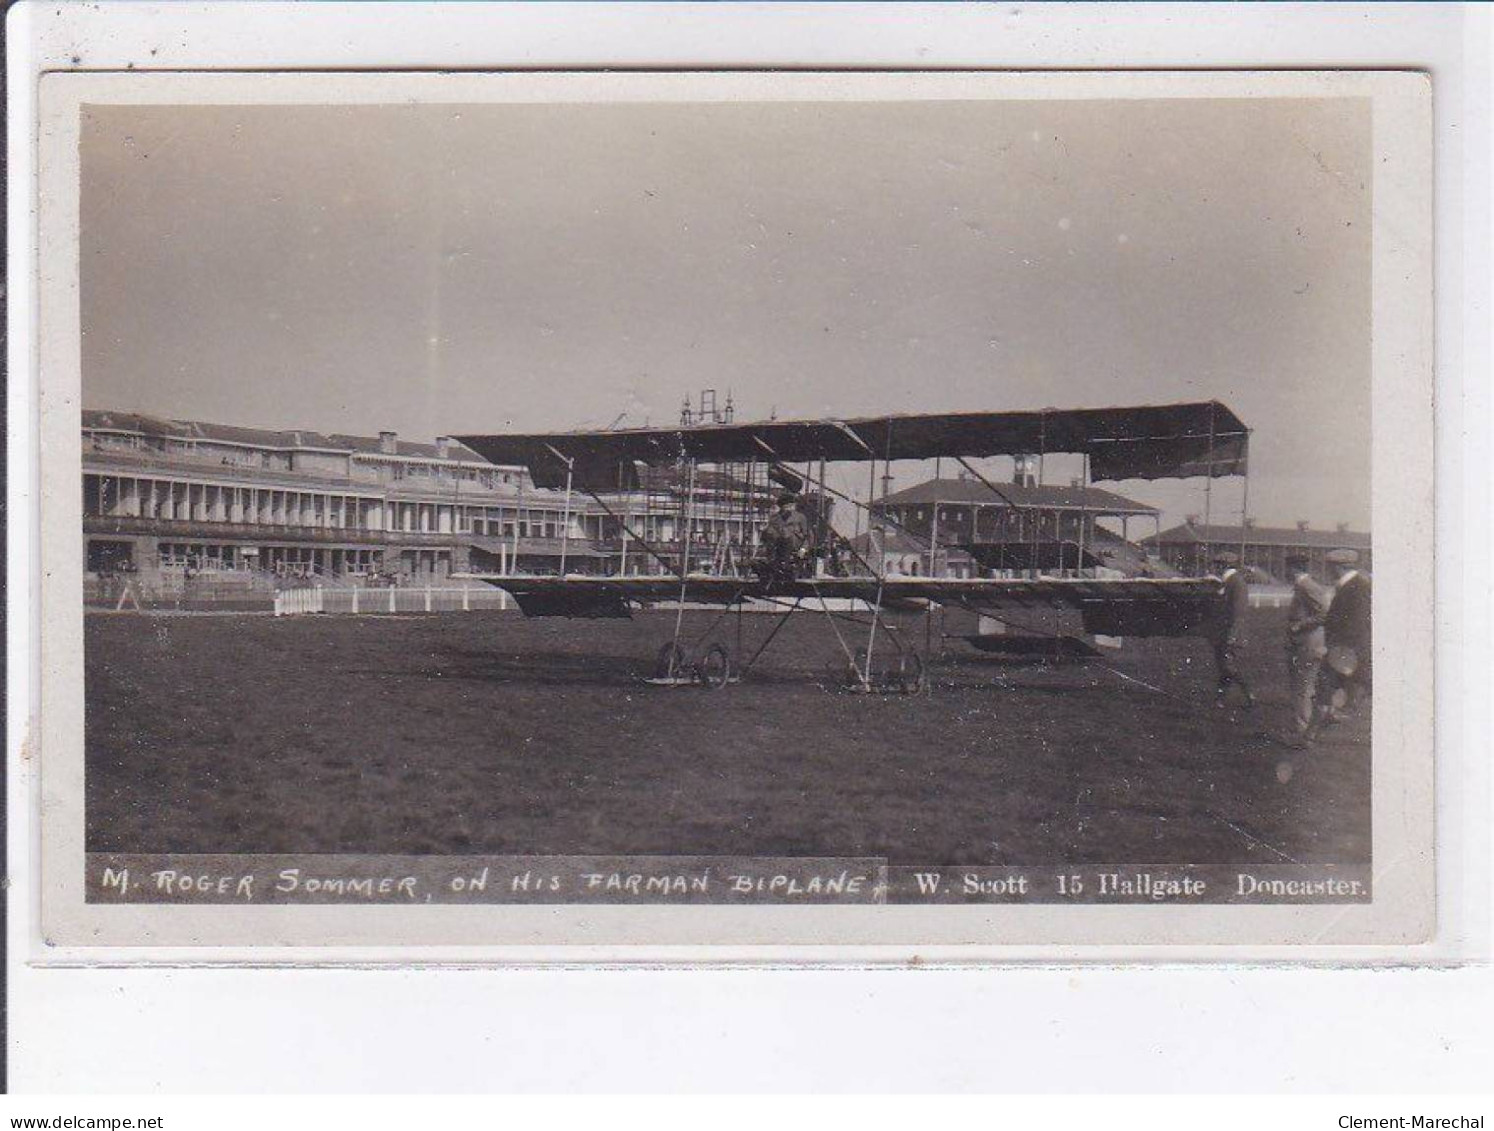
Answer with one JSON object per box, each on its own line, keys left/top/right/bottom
{"left": 462, "top": 574, "right": 1222, "bottom": 637}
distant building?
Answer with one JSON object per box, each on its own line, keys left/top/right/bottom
{"left": 82, "top": 410, "right": 774, "bottom": 588}
{"left": 867, "top": 462, "right": 1161, "bottom": 577}
{"left": 847, "top": 528, "right": 978, "bottom": 579}
{"left": 1142, "top": 519, "right": 1372, "bottom": 580}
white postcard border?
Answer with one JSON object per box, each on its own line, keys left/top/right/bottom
{"left": 33, "top": 68, "right": 1434, "bottom": 956}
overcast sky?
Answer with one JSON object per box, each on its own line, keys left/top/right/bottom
{"left": 81, "top": 95, "right": 1371, "bottom": 529}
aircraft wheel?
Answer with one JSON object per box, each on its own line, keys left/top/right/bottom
{"left": 696, "top": 643, "right": 732, "bottom": 690}
{"left": 655, "top": 640, "right": 690, "bottom": 681}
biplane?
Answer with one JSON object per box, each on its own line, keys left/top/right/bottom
{"left": 454, "top": 401, "right": 1249, "bottom": 692}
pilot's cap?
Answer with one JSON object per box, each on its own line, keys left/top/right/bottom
{"left": 1325, "top": 548, "right": 1360, "bottom": 566}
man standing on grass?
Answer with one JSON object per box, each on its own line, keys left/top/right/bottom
{"left": 1204, "top": 550, "right": 1255, "bottom": 709}
{"left": 1284, "top": 553, "right": 1330, "bottom": 734}
{"left": 1303, "top": 548, "right": 1372, "bottom": 744}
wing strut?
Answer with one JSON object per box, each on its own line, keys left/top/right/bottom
{"left": 576, "top": 484, "right": 679, "bottom": 578}
{"left": 542, "top": 443, "right": 576, "bottom": 576}
{"left": 753, "top": 431, "right": 889, "bottom": 690}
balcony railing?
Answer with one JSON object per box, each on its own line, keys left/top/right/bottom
{"left": 84, "top": 514, "right": 473, "bottom": 546}
{"left": 83, "top": 449, "right": 521, "bottom": 500}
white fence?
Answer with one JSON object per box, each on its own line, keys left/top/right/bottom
{"left": 1248, "top": 586, "right": 1293, "bottom": 609}
{"left": 274, "top": 586, "right": 512, "bottom": 616}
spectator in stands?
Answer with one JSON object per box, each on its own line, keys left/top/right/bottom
{"left": 1204, "top": 550, "right": 1255, "bottom": 709}
{"left": 1284, "top": 553, "right": 1330, "bottom": 734}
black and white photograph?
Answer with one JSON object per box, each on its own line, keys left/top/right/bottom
{"left": 35, "top": 70, "right": 1433, "bottom": 950}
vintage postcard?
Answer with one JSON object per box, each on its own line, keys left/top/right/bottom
{"left": 33, "top": 69, "right": 1433, "bottom": 954}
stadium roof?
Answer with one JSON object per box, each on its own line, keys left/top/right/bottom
{"left": 1144, "top": 522, "right": 1371, "bottom": 549}
{"left": 83, "top": 410, "right": 490, "bottom": 464}
{"left": 874, "top": 477, "right": 1157, "bottom": 515}
{"left": 456, "top": 401, "right": 1249, "bottom": 490}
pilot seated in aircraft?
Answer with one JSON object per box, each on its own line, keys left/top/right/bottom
{"left": 757, "top": 493, "right": 812, "bottom": 584}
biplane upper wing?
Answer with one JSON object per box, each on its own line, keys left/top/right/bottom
{"left": 465, "top": 574, "right": 1222, "bottom": 637}
{"left": 455, "top": 401, "right": 1248, "bottom": 488}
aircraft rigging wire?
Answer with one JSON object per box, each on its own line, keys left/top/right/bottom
{"left": 860, "top": 419, "right": 898, "bottom": 684}
{"left": 747, "top": 436, "right": 908, "bottom": 693}
{"left": 941, "top": 590, "right": 1205, "bottom": 708}
{"left": 806, "top": 579, "right": 870, "bottom": 681}
{"left": 1208, "top": 814, "right": 1304, "bottom": 866}
{"left": 668, "top": 459, "right": 698, "bottom": 663}
{"left": 1092, "top": 662, "right": 1189, "bottom": 703}
{"left": 737, "top": 600, "right": 803, "bottom": 677}
{"left": 749, "top": 437, "right": 888, "bottom": 579}
{"left": 578, "top": 484, "right": 678, "bottom": 576}
{"left": 681, "top": 586, "right": 751, "bottom": 652}
{"left": 759, "top": 450, "right": 941, "bottom": 577}
{"left": 749, "top": 431, "right": 890, "bottom": 603}
{"left": 755, "top": 593, "right": 907, "bottom": 648}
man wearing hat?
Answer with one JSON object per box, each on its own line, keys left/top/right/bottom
{"left": 759, "top": 492, "right": 812, "bottom": 583}
{"left": 1204, "top": 550, "right": 1255, "bottom": 708}
{"left": 1284, "top": 553, "right": 1330, "bottom": 733}
{"left": 1305, "top": 548, "right": 1372, "bottom": 741}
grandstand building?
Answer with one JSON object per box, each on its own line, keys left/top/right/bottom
{"left": 82, "top": 410, "right": 776, "bottom": 592}
{"left": 867, "top": 460, "right": 1163, "bottom": 577}
{"left": 1142, "top": 519, "right": 1372, "bottom": 580}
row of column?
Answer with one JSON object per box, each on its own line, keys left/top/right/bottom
{"left": 885, "top": 504, "right": 1122, "bottom": 542}
{"left": 85, "top": 473, "right": 765, "bottom": 546}
{"left": 88, "top": 474, "right": 385, "bottom": 531}
{"left": 85, "top": 473, "right": 577, "bottom": 537}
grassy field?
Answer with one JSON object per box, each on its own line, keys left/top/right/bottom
{"left": 85, "top": 604, "right": 1370, "bottom": 866}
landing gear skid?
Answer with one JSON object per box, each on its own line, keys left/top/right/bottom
{"left": 645, "top": 640, "right": 736, "bottom": 690}
{"left": 845, "top": 648, "right": 928, "bottom": 695}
